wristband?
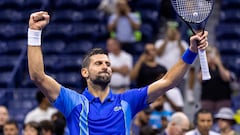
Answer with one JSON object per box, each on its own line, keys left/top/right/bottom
{"left": 182, "top": 48, "right": 198, "bottom": 64}
{"left": 28, "top": 28, "right": 42, "bottom": 46}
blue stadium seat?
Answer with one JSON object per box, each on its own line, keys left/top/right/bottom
{"left": 58, "top": 55, "right": 83, "bottom": 71}
{"left": 55, "top": 0, "right": 85, "bottom": 10}
{"left": 220, "top": 9, "right": 240, "bottom": 23}
{"left": 51, "top": 10, "right": 83, "bottom": 22}
{"left": 0, "top": 0, "right": 24, "bottom": 9}
{"left": 43, "top": 56, "right": 60, "bottom": 72}
{"left": 216, "top": 40, "right": 240, "bottom": 55}
{"left": 65, "top": 40, "right": 93, "bottom": 54}
{"left": 81, "top": 10, "right": 104, "bottom": 23}
{"left": 44, "top": 24, "right": 72, "bottom": 40}
{"left": 135, "top": 0, "right": 160, "bottom": 11}
{"left": 221, "top": 0, "right": 240, "bottom": 9}
{"left": 55, "top": 72, "right": 82, "bottom": 89}
{"left": 0, "top": 23, "right": 27, "bottom": 40}
{"left": 221, "top": 56, "right": 240, "bottom": 76}
{"left": 140, "top": 23, "right": 153, "bottom": 42}
{"left": 232, "top": 95, "right": 240, "bottom": 112}
{"left": 0, "top": 56, "right": 18, "bottom": 71}
{"left": 71, "top": 24, "right": 98, "bottom": 40}
{"left": 0, "top": 10, "right": 24, "bottom": 22}
{"left": 215, "top": 24, "right": 240, "bottom": 40}
{"left": 140, "top": 10, "right": 159, "bottom": 26}
{"left": 24, "top": 0, "right": 49, "bottom": 10}
{"left": 7, "top": 40, "right": 26, "bottom": 55}
{"left": 11, "top": 89, "right": 38, "bottom": 100}
{"left": 42, "top": 40, "right": 66, "bottom": 54}
{"left": 0, "top": 72, "right": 14, "bottom": 87}
{"left": 84, "top": 0, "right": 101, "bottom": 9}
{"left": 132, "top": 42, "right": 145, "bottom": 55}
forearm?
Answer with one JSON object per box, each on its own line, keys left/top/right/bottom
{"left": 218, "top": 64, "right": 231, "bottom": 81}
{"left": 108, "top": 18, "right": 118, "bottom": 31}
{"left": 28, "top": 46, "right": 46, "bottom": 83}
{"left": 127, "top": 16, "right": 140, "bottom": 30}
{"left": 130, "top": 60, "right": 142, "bottom": 81}
{"left": 156, "top": 41, "right": 167, "bottom": 56}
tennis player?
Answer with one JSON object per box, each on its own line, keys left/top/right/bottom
{"left": 27, "top": 11, "right": 208, "bottom": 135}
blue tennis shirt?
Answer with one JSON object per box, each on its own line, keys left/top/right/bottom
{"left": 53, "top": 86, "right": 149, "bottom": 135}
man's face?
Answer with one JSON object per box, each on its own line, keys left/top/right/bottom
{"left": 107, "top": 39, "right": 120, "bottom": 54}
{"left": 197, "top": 113, "right": 213, "bottom": 133}
{"left": 3, "top": 124, "right": 19, "bottom": 135}
{"left": 144, "top": 44, "right": 157, "bottom": 61}
{"left": 87, "top": 54, "right": 112, "bottom": 86}
{"left": 0, "top": 106, "right": 9, "bottom": 126}
{"left": 217, "top": 119, "right": 231, "bottom": 130}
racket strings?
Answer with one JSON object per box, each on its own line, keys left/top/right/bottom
{"left": 172, "top": 0, "right": 213, "bottom": 23}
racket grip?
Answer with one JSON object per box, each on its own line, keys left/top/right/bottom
{"left": 198, "top": 49, "right": 211, "bottom": 80}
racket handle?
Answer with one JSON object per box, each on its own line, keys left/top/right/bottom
{"left": 198, "top": 49, "right": 211, "bottom": 80}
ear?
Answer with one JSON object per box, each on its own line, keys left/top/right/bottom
{"left": 81, "top": 68, "right": 89, "bottom": 78}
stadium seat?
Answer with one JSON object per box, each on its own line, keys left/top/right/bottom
{"left": 58, "top": 55, "right": 83, "bottom": 71}
{"left": 65, "top": 40, "right": 93, "bottom": 54}
{"left": 0, "top": 56, "right": 18, "bottom": 71}
{"left": 81, "top": 10, "right": 104, "bottom": 23}
{"left": 7, "top": 40, "right": 26, "bottom": 55}
{"left": 24, "top": 0, "right": 49, "bottom": 10}
{"left": 0, "top": 10, "right": 24, "bottom": 22}
{"left": 55, "top": 72, "right": 82, "bottom": 89}
{"left": 220, "top": 9, "right": 240, "bottom": 23}
{"left": 232, "top": 95, "right": 240, "bottom": 112}
{"left": 0, "top": 72, "right": 14, "bottom": 87}
{"left": 0, "top": 0, "right": 24, "bottom": 9}
{"left": 11, "top": 89, "right": 38, "bottom": 100}
{"left": 43, "top": 56, "right": 60, "bottom": 72}
{"left": 215, "top": 24, "right": 240, "bottom": 40}
{"left": 0, "top": 23, "right": 27, "bottom": 40}
{"left": 55, "top": 0, "right": 85, "bottom": 10}
{"left": 51, "top": 10, "right": 83, "bottom": 22}
{"left": 71, "top": 24, "right": 98, "bottom": 40}
{"left": 44, "top": 24, "right": 72, "bottom": 40}
{"left": 140, "top": 23, "right": 153, "bottom": 42}
{"left": 135, "top": 0, "right": 160, "bottom": 11}
{"left": 140, "top": 10, "right": 159, "bottom": 26}
{"left": 84, "top": 0, "right": 101, "bottom": 9}
{"left": 42, "top": 40, "right": 66, "bottom": 54}
{"left": 221, "top": 0, "right": 240, "bottom": 9}
{"left": 216, "top": 40, "right": 240, "bottom": 55}
{"left": 132, "top": 42, "right": 145, "bottom": 55}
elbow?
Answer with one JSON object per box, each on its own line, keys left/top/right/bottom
{"left": 29, "top": 71, "right": 46, "bottom": 84}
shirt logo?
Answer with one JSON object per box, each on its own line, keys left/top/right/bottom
{"left": 114, "top": 106, "right": 122, "bottom": 112}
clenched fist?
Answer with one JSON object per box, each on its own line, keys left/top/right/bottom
{"left": 29, "top": 11, "right": 50, "bottom": 30}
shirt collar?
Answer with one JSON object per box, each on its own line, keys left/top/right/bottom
{"left": 82, "top": 88, "right": 115, "bottom": 103}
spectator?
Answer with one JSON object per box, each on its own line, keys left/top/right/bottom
{"left": 106, "top": 38, "right": 133, "bottom": 93}
{"left": 155, "top": 23, "right": 188, "bottom": 95}
{"left": 24, "top": 91, "right": 57, "bottom": 123}
{"left": 23, "top": 122, "right": 41, "bottom": 135}
{"left": 215, "top": 107, "right": 240, "bottom": 135}
{"left": 108, "top": 0, "right": 141, "bottom": 53}
{"left": 0, "top": 106, "right": 9, "bottom": 135}
{"left": 130, "top": 43, "right": 167, "bottom": 87}
{"left": 51, "top": 112, "right": 66, "bottom": 135}
{"left": 186, "top": 109, "right": 220, "bottom": 135}
{"left": 40, "top": 120, "right": 54, "bottom": 135}
{"left": 198, "top": 46, "right": 232, "bottom": 113}
{"left": 149, "top": 96, "right": 173, "bottom": 133}
{"left": 131, "top": 43, "right": 184, "bottom": 112}
{"left": 160, "top": 112, "right": 190, "bottom": 135}
{"left": 3, "top": 120, "right": 19, "bottom": 135}
{"left": 98, "top": 0, "right": 117, "bottom": 15}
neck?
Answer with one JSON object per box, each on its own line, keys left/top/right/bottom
{"left": 88, "top": 82, "right": 110, "bottom": 102}
{"left": 39, "top": 103, "right": 48, "bottom": 110}
{"left": 198, "top": 129, "right": 209, "bottom": 135}
{"left": 221, "top": 127, "right": 233, "bottom": 135}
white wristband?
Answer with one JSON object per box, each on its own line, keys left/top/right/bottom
{"left": 28, "top": 28, "right": 42, "bottom": 46}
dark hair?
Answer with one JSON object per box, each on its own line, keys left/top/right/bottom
{"left": 36, "top": 91, "right": 45, "bottom": 104}
{"left": 40, "top": 120, "right": 54, "bottom": 133}
{"left": 82, "top": 48, "right": 108, "bottom": 68}
{"left": 24, "top": 121, "right": 41, "bottom": 135}
{"left": 194, "top": 109, "right": 213, "bottom": 126}
{"left": 4, "top": 120, "right": 18, "bottom": 129}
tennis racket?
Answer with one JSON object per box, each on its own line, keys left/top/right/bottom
{"left": 171, "top": 0, "right": 213, "bottom": 80}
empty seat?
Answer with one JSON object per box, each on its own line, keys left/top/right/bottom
{"left": 24, "top": 0, "right": 49, "bottom": 10}
{"left": 140, "top": 24, "right": 153, "bottom": 42}
{"left": 11, "top": 89, "right": 38, "bottom": 100}
{"left": 216, "top": 40, "right": 240, "bottom": 54}
{"left": 71, "top": 24, "right": 98, "bottom": 40}
{"left": 84, "top": 0, "right": 101, "bottom": 9}
{"left": 44, "top": 24, "right": 72, "bottom": 39}
{"left": 58, "top": 55, "right": 83, "bottom": 71}
{"left": 8, "top": 40, "right": 26, "bottom": 55}
{"left": 55, "top": 0, "right": 85, "bottom": 10}
{"left": 51, "top": 10, "right": 83, "bottom": 22}
{"left": 65, "top": 40, "right": 93, "bottom": 54}
{"left": 0, "top": 72, "right": 14, "bottom": 87}
{"left": 42, "top": 40, "right": 65, "bottom": 54}
{"left": 55, "top": 72, "right": 82, "bottom": 88}
{"left": 135, "top": 0, "right": 160, "bottom": 11}
{"left": 0, "top": 56, "right": 18, "bottom": 71}
{"left": 215, "top": 24, "right": 240, "bottom": 40}
{"left": 81, "top": 10, "right": 104, "bottom": 23}
{"left": 43, "top": 56, "right": 59, "bottom": 72}
{"left": 0, "top": 0, "right": 24, "bottom": 9}
{"left": 0, "top": 10, "right": 24, "bottom": 22}
{"left": 220, "top": 9, "right": 240, "bottom": 23}
{"left": 140, "top": 10, "right": 159, "bottom": 25}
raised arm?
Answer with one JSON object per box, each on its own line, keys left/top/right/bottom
{"left": 147, "top": 32, "right": 208, "bottom": 103}
{"left": 28, "top": 11, "right": 60, "bottom": 102}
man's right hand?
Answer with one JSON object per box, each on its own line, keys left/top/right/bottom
{"left": 29, "top": 11, "right": 50, "bottom": 30}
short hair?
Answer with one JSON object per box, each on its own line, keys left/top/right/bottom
{"left": 4, "top": 120, "right": 18, "bottom": 129}
{"left": 36, "top": 91, "right": 45, "bottom": 104}
{"left": 194, "top": 109, "right": 213, "bottom": 125}
{"left": 24, "top": 121, "right": 41, "bottom": 135}
{"left": 82, "top": 48, "right": 108, "bottom": 68}
{"left": 40, "top": 120, "right": 54, "bottom": 133}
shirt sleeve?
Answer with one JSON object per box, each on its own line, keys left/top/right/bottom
{"left": 108, "top": 14, "right": 116, "bottom": 25}
{"left": 155, "top": 39, "right": 164, "bottom": 49}
{"left": 129, "top": 13, "right": 141, "bottom": 24}
{"left": 121, "top": 86, "right": 149, "bottom": 117}
{"left": 52, "top": 86, "right": 86, "bottom": 118}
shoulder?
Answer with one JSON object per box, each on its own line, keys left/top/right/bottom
{"left": 155, "top": 39, "right": 164, "bottom": 48}
{"left": 185, "top": 130, "right": 195, "bottom": 135}
{"left": 121, "top": 51, "right": 133, "bottom": 58}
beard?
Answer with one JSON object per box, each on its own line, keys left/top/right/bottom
{"left": 90, "top": 73, "right": 111, "bottom": 88}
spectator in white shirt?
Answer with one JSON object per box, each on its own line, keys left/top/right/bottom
{"left": 24, "top": 91, "right": 57, "bottom": 123}
{"left": 107, "top": 38, "right": 133, "bottom": 93}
